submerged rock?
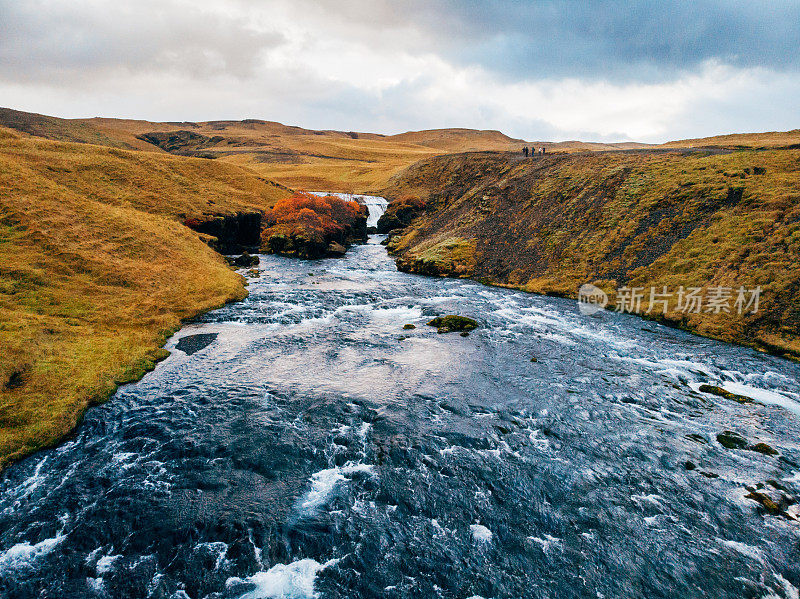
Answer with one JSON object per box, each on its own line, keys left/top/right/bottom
{"left": 717, "top": 430, "right": 747, "bottom": 449}
{"left": 175, "top": 333, "right": 219, "bottom": 356}
{"left": 402, "top": 324, "right": 416, "bottom": 330}
{"left": 698, "top": 384, "right": 752, "bottom": 403}
{"left": 427, "top": 315, "right": 479, "bottom": 333}
{"left": 748, "top": 442, "right": 778, "bottom": 456}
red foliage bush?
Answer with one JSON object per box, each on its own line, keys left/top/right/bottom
{"left": 261, "top": 192, "right": 368, "bottom": 258}
{"left": 182, "top": 217, "right": 206, "bottom": 228}
{"left": 266, "top": 192, "right": 365, "bottom": 236}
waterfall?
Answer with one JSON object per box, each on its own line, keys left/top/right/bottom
{"left": 310, "top": 192, "right": 389, "bottom": 228}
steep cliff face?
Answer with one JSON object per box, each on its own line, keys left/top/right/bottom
{"left": 184, "top": 212, "right": 263, "bottom": 253}
{"left": 381, "top": 149, "right": 800, "bottom": 356}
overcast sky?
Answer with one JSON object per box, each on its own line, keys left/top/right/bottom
{"left": 1, "top": 0, "right": 798, "bottom": 142}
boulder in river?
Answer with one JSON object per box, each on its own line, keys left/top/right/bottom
{"left": 717, "top": 430, "right": 747, "bottom": 449}
{"left": 748, "top": 442, "right": 778, "bottom": 455}
{"left": 327, "top": 241, "right": 347, "bottom": 256}
{"left": 228, "top": 252, "right": 260, "bottom": 267}
{"left": 698, "top": 384, "right": 752, "bottom": 403}
{"left": 427, "top": 315, "right": 479, "bottom": 333}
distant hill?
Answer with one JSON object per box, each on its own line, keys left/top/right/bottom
{"left": 661, "top": 129, "right": 800, "bottom": 149}
{"left": 1, "top": 106, "right": 797, "bottom": 192}
{"left": 386, "top": 128, "right": 526, "bottom": 151}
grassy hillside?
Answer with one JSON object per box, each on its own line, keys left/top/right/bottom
{"left": 4, "top": 107, "right": 797, "bottom": 194}
{"left": 382, "top": 149, "right": 800, "bottom": 356}
{"left": 662, "top": 130, "right": 800, "bottom": 149}
{"left": 0, "top": 108, "right": 654, "bottom": 194}
{"left": 0, "top": 126, "right": 289, "bottom": 469}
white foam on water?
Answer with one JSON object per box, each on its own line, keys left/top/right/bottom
{"left": 229, "top": 558, "right": 339, "bottom": 599}
{"left": 539, "top": 332, "right": 578, "bottom": 346}
{"left": 783, "top": 471, "right": 800, "bottom": 483}
{"left": 772, "top": 573, "right": 800, "bottom": 599}
{"left": 0, "top": 531, "right": 65, "bottom": 572}
{"left": 529, "top": 534, "right": 562, "bottom": 553}
{"left": 631, "top": 493, "right": 664, "bottom": 508}
{"left": 96, "top": 553, "right": 122, "bottom": 574}
{"left": 720, "top": 382, "right": 800, "bottom": 417}
{"left": 368, "top": 305, "right": 423, "bottom": 323}
{"left": 357, "top": 422, "right": 372, "bottom": 442}
{"left": 296, "top": 462, "right": 375, "bottom": 516}
{"left": 470, "top": 524, "right": 493, "bottom": 544}
{"left": 717, "top": 538, "right": 764, "bottom": 562}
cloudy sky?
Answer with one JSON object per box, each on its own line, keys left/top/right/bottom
{"left": 1, "top": 0, "right": 798, "bottom": 142}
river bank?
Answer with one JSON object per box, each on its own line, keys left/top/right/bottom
{"left": 0, "top": 126, "right": 290, "bottom": 471}
{"left": 380, "top": 148, "right": 800, "bottom": 359}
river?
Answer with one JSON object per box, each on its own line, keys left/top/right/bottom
{"left": 2, "top": 226, "right": 800, "bottom": 597}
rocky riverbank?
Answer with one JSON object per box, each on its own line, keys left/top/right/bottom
{"left": 380, "top": 149, "right": 800, "bottom": 357}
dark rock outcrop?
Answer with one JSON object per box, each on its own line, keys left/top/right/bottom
{"left": 184, "top": 212, "right": 262, "bottom": 254}
{"left": 227, "top": 252, "right": 260, "bottom": 267}
{"left": 137, "top": 130, "right": 218, "bottom": 157}
{"left": 376, "top": 195, "right": 428, "bottom": 233}
{"left": 427, "top": 315, "right": 479, "bottom": 334}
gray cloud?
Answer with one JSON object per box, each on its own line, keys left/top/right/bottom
{"left": 0, "top": 0, "right": 284, "bottom": 83}
{"left": 289, "top": 0, "right": 800, "bottom": 82}
{"left": 0, "top": 0, "right": 797, "bottom": 141}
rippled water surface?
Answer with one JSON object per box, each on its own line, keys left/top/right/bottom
{"left": 3, "top": 237, "right": 800, "bottom": 598}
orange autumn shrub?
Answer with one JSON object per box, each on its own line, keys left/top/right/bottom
{"left": 261, "top": 192, "right": 368, "bottom": 258}
{"left": 266, "top": 192, "right": 365, "bottom": 235}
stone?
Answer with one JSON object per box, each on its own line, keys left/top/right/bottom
{"left": 698, "top": 384, "right": 752, "bottom": 403}
{"left": 427, "top": 315, "right": 479, "bottom": 333}
{"left": 327, "top": 241, "right": 347, "bottom": 256}
{"left": 229, "top": 252, "right": 260, "bottom": 267}
{"left": 748, "top": 442, "right": 778, "bottom": 456}
{"left": 717, "top": 430, "right": 747, "bottom": 449}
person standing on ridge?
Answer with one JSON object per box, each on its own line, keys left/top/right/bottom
{"left": 523, "top": 146, "right": 529, "bottom": 157}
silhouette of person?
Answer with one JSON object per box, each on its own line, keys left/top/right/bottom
{"left": 523, "top": 147, "right": 529, "bottom": 157}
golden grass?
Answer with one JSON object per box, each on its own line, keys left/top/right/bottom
{"left": 6, "top": 107, "right": 798, "bottom": 195}
{"left": 0, "top": 126, "right": 289, "bottom": 469}
{"left": 662, "top": 130, "right": 800, "bottom": 149}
